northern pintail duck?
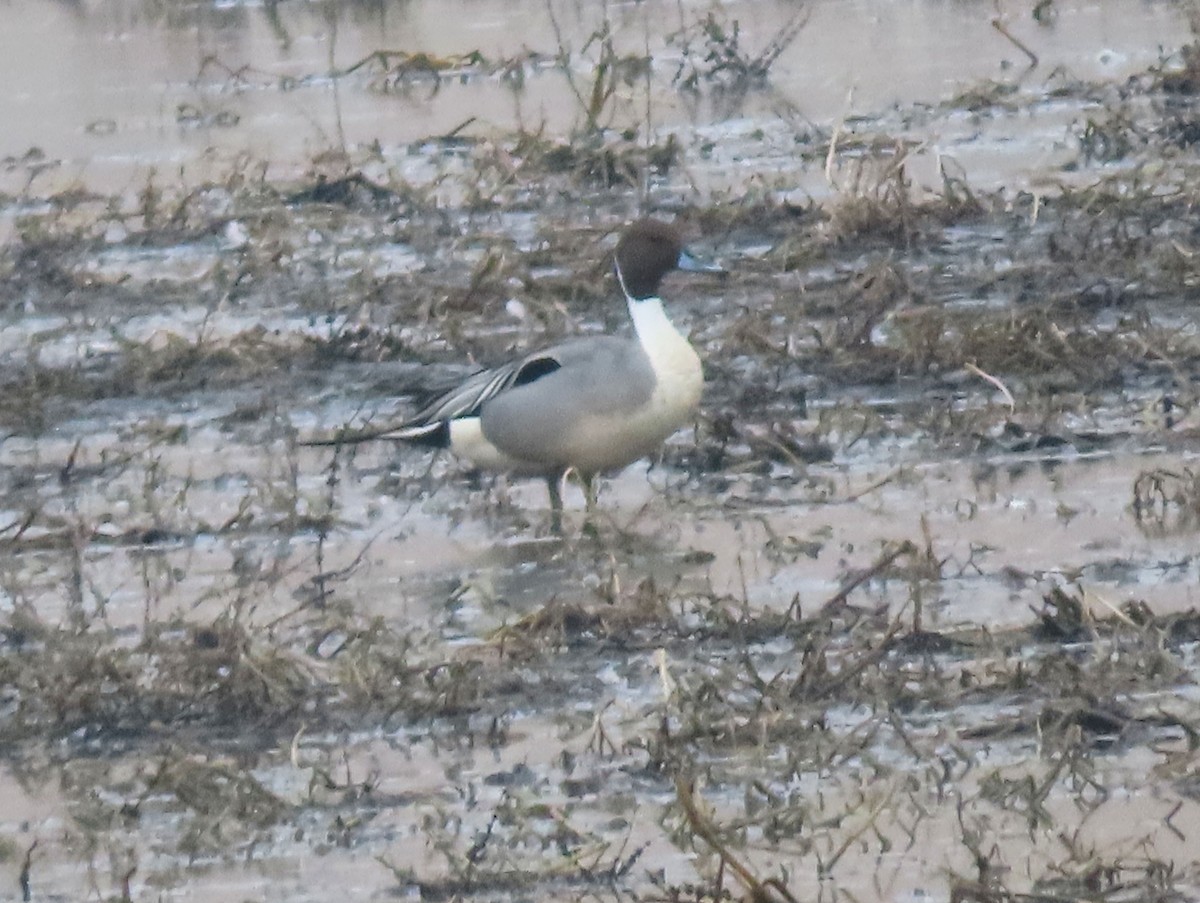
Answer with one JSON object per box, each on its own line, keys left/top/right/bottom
{"left": 371, "top": 219, "right": 720, "bottom": 524}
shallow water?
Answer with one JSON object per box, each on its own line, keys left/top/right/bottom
{"left": 2, "top": 0, "right": 1200, "bottom": 900}
{"left": 0, "top": 0, "right": 1187, "bottom": 197}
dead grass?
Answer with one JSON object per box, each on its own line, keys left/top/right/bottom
{"left": 5, "top": 29, "right": 1200, "bottom": 900}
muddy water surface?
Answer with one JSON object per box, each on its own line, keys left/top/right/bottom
{"left": 2, "top": 0, "right": 1200, "bottom": 901}
{"left": 0, "top": 0, "right": 1187, "bottom": 194}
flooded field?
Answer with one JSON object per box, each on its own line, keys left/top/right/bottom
{"left": 4, "top": 0, "right": 1200, "bottom": 900}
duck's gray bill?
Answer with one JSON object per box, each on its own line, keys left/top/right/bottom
{"left": 677, "top": 248, "right": 725, "bottom": 274}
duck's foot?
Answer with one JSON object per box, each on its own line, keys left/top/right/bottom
{"left": 543, "top": 471, "right": 605, "bottom": 536}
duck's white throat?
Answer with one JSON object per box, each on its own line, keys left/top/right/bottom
{"left": 628, "top": 295, "right": 704, "bottom": 414}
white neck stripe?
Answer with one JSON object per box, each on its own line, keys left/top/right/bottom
{"left": 615, "top": 261, "right": 633, "bottom": 301}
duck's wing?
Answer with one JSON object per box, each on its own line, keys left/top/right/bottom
{"left": 478, "top": 336, "right": 659, "bottom": 467}
{"left": 384, "top": 343, "right": 576, "bottom": 442}
{"left": 304, "top": 337, "right": 644, "bottom": 449}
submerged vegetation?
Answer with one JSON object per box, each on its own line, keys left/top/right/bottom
{"left": 3, "top": 0, "right": 1200, "bottom": 900}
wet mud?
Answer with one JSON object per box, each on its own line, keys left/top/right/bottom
{"left": 2, "top": 0, "right": 1200, "bottom": 900}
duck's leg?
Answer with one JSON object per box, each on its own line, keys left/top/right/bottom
{"left": 582, "top": 474, "right": 599, "bottom": 514}
{"left": 581, "top": 473, "right": 601, "bottom": 536}
{"left": 546, "top": 473, "right": 565, "bottom": 534}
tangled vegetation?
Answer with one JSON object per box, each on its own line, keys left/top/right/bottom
{"left": 3, "top": 1, "right": 1200, "bottom": 901}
